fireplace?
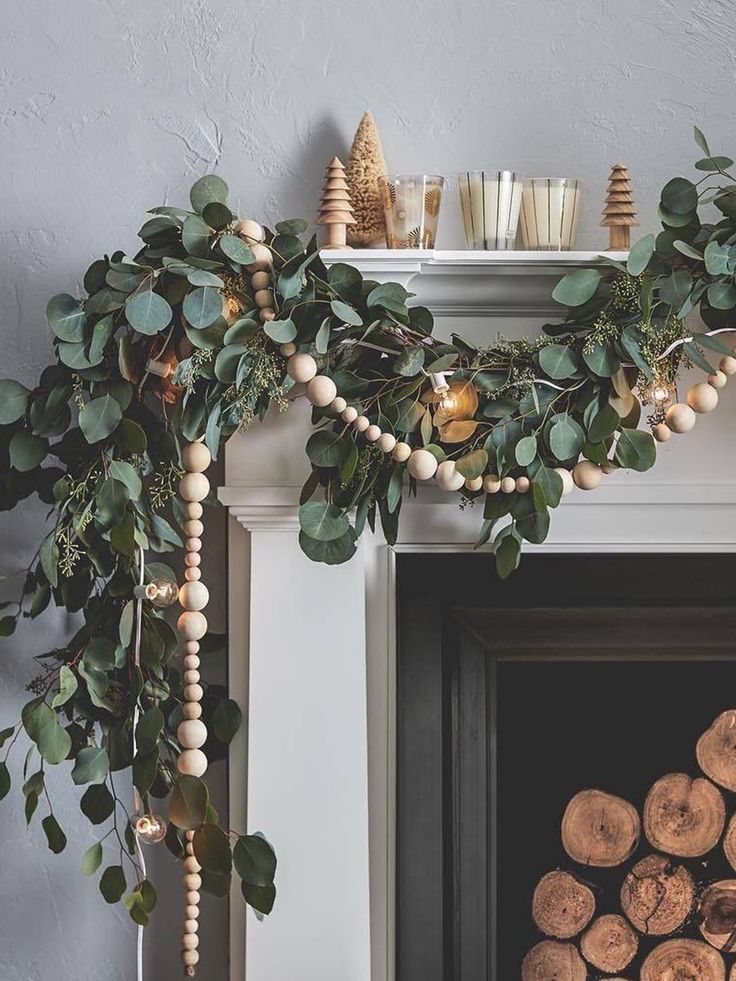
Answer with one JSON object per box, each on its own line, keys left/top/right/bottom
{"left": 396, "top": 553, "right": 736, "bottom": 980}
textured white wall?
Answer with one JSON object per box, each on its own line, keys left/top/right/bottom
{"left": 2, "top": 0, "right": 736, "bottom": 976}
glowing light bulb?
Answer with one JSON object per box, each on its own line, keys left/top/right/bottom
{"left": 134, "top": 577, "right": 180, "bottom": 607}
{"left": 439, "top": 391, "right": 459, "bottom": 412}
{"left": 134, "top": 813, "right": 168, "bottom": 844}
{"left": 642, "top": 379, "right": 677, "bottom": 409}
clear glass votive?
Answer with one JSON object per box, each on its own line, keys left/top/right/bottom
{"left": 378, "top": 174, "right": 444, "bottom": 249}
{"left": 519, "top": 178, "right": 581, "bottom": 251}
{"left": 457, "top": 170, "right": 523, "bottom": 250}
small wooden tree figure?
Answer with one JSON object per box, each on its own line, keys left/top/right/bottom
{"left": 346, "top": 111, "right": 388, "bottom": 247}
{"left": 317, "top": 156, "right": 356, "bottom": 250}
{"left": 601, "top": 163, "right": 639, "bottom": 250}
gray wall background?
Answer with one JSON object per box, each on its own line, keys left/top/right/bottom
{"left": 1, "top": 0, "right": 735, "bottom": 977}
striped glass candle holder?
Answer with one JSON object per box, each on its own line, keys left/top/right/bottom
{"left": 519, "top": 178, "right": 581, "bottom": 251}
{"left": 457, "top": 170, "right": 523, "bottom": 250}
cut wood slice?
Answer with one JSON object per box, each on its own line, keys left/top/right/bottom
{"left": 561, "top": 789, "right": 640, "bottom": 867}
{"left": 640, "top": 938, "right": 725, "bottom": 981}
{"left": 699, "top": 880, "right": 736, "bottom": 951}
{"left": 723, "top": 814, "right": 736, "bottom": 872}
{"left": 643, "top": 773, "right": 725, "bottom": 857}
{"left": 521, "top": 941, "right": 586, "bottom": 981}
{"left": 620, "top": 853, "right": 695, "bottom": 935}
{"left": 532, "top": 870, "right": 595, "bottom": 939}
{"left": 697, "top": 711, "right": 736, "bottom": 792}
{"left": 580, "top": 914, "right": 638, "bottom": 973}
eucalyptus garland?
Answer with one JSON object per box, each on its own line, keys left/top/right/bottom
{"left": 1, "top": 127, "right": 735, "bottom": 925}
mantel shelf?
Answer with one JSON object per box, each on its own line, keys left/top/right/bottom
{"left": 320, "top": 248, "right": 628, "bottom": 317}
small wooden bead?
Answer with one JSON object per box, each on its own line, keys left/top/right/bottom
{"left": 666, "top": 402, "right": 696, "bottom": 433}
{"left": 720, "top": 355, "right": 736, "bottom": 376}
{"left": 182, "top": 443, "right": 211, "bottom": 474}
{"left": 180, "top": 472, "right": 210, "bottom": 503}
{"left": 708, "top": 370, "right": 728, "bottom": 389}
{"left": 377, "top": 433, "right": 396, "bottom": 454}
{"left": 185, "top": 838, "right": 194, "bottom": 852}
{"left": 185, "top": 640, "right": 200, "bottom": 655}
{"left": 184, "top": 654, "right": 200, "bottom": 670}
{"left": 287, "top": 353, "right": 318, "bottom": 383}
{"left": 483, "top": 474, "right": 501, "bottom": 493}
{"left": 182, "top": 934, "right": 199, "bottom": 951}
{"left": 179, "top": 581, "right": 210, "bottom": 612}
{"left": 687, "top": 382, "right": 718, "bottom": 413}
{"left": 465, "top": 476, "right": 483, "bottom": 492}
{"left": 184, "top": 683, "right": 204, "bottom": 702}
{"left": 178, "top": 611, "right": 208, "bottom": 641}
{"left": 407, "top": 449, "right": 438, "bottom": 480}
{"left": 184, "top": 537, "right": 202, "bottom": 553}
{"left": 245, "top": 243, "right": 272, "bottom": 272}
{"left": 186, "top": 891, "right": 200, "bottom": 905}
{"left": 500, "top": 476, "right": 516, "bottom": 494}
{"left": 280, "top": 342, "right": 296, "bottom": 357}
{"left": 182, "top": 702, "right": 203, "bottom": 720}
{"left": 572, "top": 461, "right": 602, "bottom": 490}
{"left": 183, "top": 670, "right": 200, "bottom": 685}
{"left": 435, "top": 460, "right": 465, "bottom": 491}
{"left": 251, "top": 270, "right": 270, "bottom": 290}
{"left": 365, "top": 424, "right": 382, "bottom": 442}
{"left": 186, "top": 906, "right": 199, "bottom": 920}
{"left": 255, "top": 288, "right": 274, "bottom": 308}
{"left": 184, "top": 873, "right": 202, "bottom": 891}
{"left": 183, "top": 519, "right": 204, "bottom": 538}
{"left": 392, "top": 441, "right": 412, "bottom": 463}
{"left": 353, "top": 415, "right": 370, "bottom": 432}
{"left": 331, "top": 396, "right": 347, "bottom": 414}
{"left": 653, "top": 423, "right": 672, "bottom": 442}
{"left": 178, "top": 749, "right": 208, "bottom": 777}
{"left": 178, "top": 719, "right": 208, "bottom": 750}
{"left": 185, "top": 551, "right": 201, "bottom": 567}
{"left": 259, "top": 308, "right": 275, "bottom": 323}
{"left": 236, "top": 218, "right": 265, "bottom": 243}
{"left": 184, "top": 919, "right": 199, "bottom": 934}
{"left": 341, "top": 406, "right": 358, "bottom": 423}
{"left": 306, "top": 375, "right": 337, "bottom": 407}
{"left": 184, "top": 567, "right": 202, "bottom": 582}
{"left": 182, "top": 948, "right": 200, "bottom": 966}
{"left": 184, "top": 855, "right": 201, "bottom": 874}
{"left": 515, "top": 476, "right": 530, "bottom": 493}
{"left": 185, "top": 502, "right": 203, "bottom": 520}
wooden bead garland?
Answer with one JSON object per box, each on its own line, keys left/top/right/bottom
{"left": 407, "top": 448, "right": 438, "bottom": 480}
{"left": 306, "top": 375, "right": 337, "bottom": 407}
{"left": 436, "top": 460, "right": 465, "bottom": 491}
{"left": 177, "top": 442, "right": 212, "bottom": 977}
{"left": 687, "top": 382, "right": 718, "bottom": 414}
{"left": 287, "top": 353, "right": 317, "bottom": 383}
{"left": 666, "top": 403, "right": 697, "bottom": 434}
{"left": 573, "top": 460, "right": 603, "bottom": 490}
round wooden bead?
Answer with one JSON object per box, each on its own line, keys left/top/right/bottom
{"left": 687, "top": 382, "right": 718, "bottom": 413}
{"left": 185, "top": 906, "right": 199, "bottom": 920}
{"left": 500, "top": 476, "right": 516, "bottom": 494}
{"left": 720, "top": 355, "right": 736, "bottom": 376}
{"left": 180, "top": 472, "right": 210, "bottom": 503}
{"left": 708, "top": 370, "right": 728, "bottom": 389}
{"left": 331, "top": 396, "right": 347, "bottom": 414}
{"left": 465, "top": 476, "right": 483, "bottom": 492}
{"left": 353, "top": 415, "right": 370, "bottom": 432}
{"left": 483, "top": 474, "right": 501, "bottom": 493}
{"left": 182, "top": 443, "right": 211, "bottom": 474}
{"left": 184, "top": 855, "right": 201, "bottom": 874}
{"left": 182, "top": 702, "right": 202, "bottom": 720}
{"left": 573, "top": 461, "right": 602, "bottom": 490}
{"left": 341, "top": 406, "right": 358, "bottom": 423}
{"left": 259, "top": 308, "right": 275, "bottom": 323}
{"left": 392, "top": 441, "right": 411, "bottom": 463}
{"left": 184, "top": 873, "right": 202, "bottom": 891}
{"left": 666, "top": 402, "right": 697, "bottom": 433}
{"left": 182, "top": 934, "right": 199, "bottom": 951}
{"left": 184, "top": 537, "right": 202, "bottom": 553}
{"left": 377, "top": 433, "right": 396, "bottom": 454}
{"left": 436, "top": 460, "right": 465, "bottom": 491}
{"left": 183, "top": 519, "right": 204, "bottom": 538}
{"left": 245, "top": 243, "right": 272, "bottom": 272}
{"left": 178, "top": 749, "right": 208, "bottom": 778}
{"left": 184, "top": 567, "right": 202, "bottom": 582}
{"left": 407, "top": 449, "right": 438, "bottom": 480}
{"left": 185, "top": 640, "right": 200, "bottom": 655}
{"left": 179, "top": 581, "right": 210, "bottom": 612}
{"left": 236, "top": 218, "right": 265, "bottom": 243}
{"left": 185, "top": 502, "right": 203, "bottom": 520}
{"left": 365, "top": 424, "right": 382, "bottom": 442}
{"left": 178, "top": 719, "right": 208, "bottom": 750}
{"left": 287, "top": 353, "right": 317, "bottom": 383}
{"left": 653, "top": 423, "right": 672, "bottom": 442}
{"left": 186, "top": 891, "right": 200, "bottom": 905}
{"left": 185, "top": 551, "right": 201, "bottom": 567}
{"left": 184, "top": 683, "right": 204, "bottom": 702}
{"left": 280, "top": 342, "right": 296, "bottom": 357}
{"left": 515, "top": 476, "right": 530, "bottom": 493}
{"left": 178, "top": 610, "right": 208, "bottom": 641}
{"left": 251, "top": 270, "right": 270, "bottom": 290}
{"left": 306, "top": 375, "right": 337, "bottom": 407}
{"left": 255, "top": 288, "right": 274, "bottom": 308}
{"left": 183, "top": 669, "right": 200, "bottom": 685}
{"left": 184, "top": 919, "right": 199, "bottom": 934}
{"left": 182, "top": 949, "right": 199, "bottom": 966}
{"left": 184, "top": 654, "right": 200, "bottom": 670}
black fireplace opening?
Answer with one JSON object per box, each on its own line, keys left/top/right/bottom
{"left": 396, "top": 553, "right": 736, "bottom": 981}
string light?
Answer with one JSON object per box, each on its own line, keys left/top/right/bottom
{"left": 133, "top": 577, "right": 180, "bottom": 608}
{"left": 134, "top": 813, "right": 168, "bottom": 845}
{"left": 639, "top": 378, "right": 677, "bottom": 409}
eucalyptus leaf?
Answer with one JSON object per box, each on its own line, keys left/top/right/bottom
{"left": 264, "top": 319, "right": 297, "bottom": 344}
{"left": 46, "top": 294, "right": 87, "bottom": 342}
{"left": 552, "top": 268, "right": 601, "bottom": 307}
{"left": 99, "top": 865, "right": 126, "bottom": 904}
{"left": 298, "top": 501, "right": 350, "bottom": 542}
{"left": 539, "top": 344, "right": 579, "bottom": 380}
{"left": 183, "top": 286, "right": 223, "bottom": 329}
{"left": 193, "top": 823, "right": 232, "bottom": 876}
{"left": 614, "top": 427, "right": 656, "bottom": 472}
{"left": 72, "top": 746, "right": 109, "bottom": 786}
{"left": 627, "top": 234, "right": 655, "bottom": 276}
{"left": 42, "top": 815, "right": 67, "bottom": 854}
{"left": 190, "top": 175, "right": 229, "bottom": 213}
{"left": 219, "top": 234, "right": 254, "bottom": 265}
{"left": 169, "top": 774, "right": 209, "bottom": 831}
{"left": 125, "top": 291, "right": 172, "bottom": 335}
{"left": 0, "top": 380, "right": 29, "bottom": 424}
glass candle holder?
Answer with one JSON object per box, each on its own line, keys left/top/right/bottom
{"left": 378, "top": 175, "right": 444, "bottom": 249}
{"left": 457, "top": 170, "right": 523, "bottom": 250}
{"left": 519, "top": 178, "right": 581, "bottom": 251}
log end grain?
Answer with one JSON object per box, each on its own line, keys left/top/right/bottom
{"left": 640, "top": 938, "right": 725, "bottom": 981}
{"left": 580, "top": 913, "right": 638, "bottom": 973}
{"left": 643, "top": 773, "right": 725, "bottom": 858}
{"left": 521, "top": 941, "right": 586, "bottom": 981}
{"left": 697, "top": 711, "right": 736, "bottom": 792}
{"left": 561, "top": 788, "right": 640, "bottom": 867}
{"left": 532, "top": 870, "right": 595, "bottom": 939}
{"left": 699, "top": 880, "right": 736, "bottom": 952}
{"left": 620, "top": 853, "right": 695, "bottom": 935}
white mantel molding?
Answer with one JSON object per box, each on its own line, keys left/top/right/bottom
{"left": 320, "top": 248, "right": 628, "bottom": 316}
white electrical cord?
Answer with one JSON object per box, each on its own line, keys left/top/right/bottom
{"left": 132, "top": 546, "right": 146, "bottom": 981}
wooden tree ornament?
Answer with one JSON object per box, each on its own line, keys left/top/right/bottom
{"left": 317, "top": 156, "right": 356, "bottom": 250}
{"left": 345, "top": 111, "right": 388, "bottom": 247}
{"left": 601, "top": 163, "right": 639, "bottom": 250}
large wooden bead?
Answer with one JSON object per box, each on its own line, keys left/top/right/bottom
{"left": 287, "top": 353, "right": 317, "bottom": 383}
{"left": 687, "top": 382, "right": 718, "bottom": 414}
{"left": 180, "top": 472, "right": 210, "bottom": 503}
{"left": 182, "top": 949, "right": 200, "bottom": 967}
{"left": 392, "top": 441, "right": 411, "bottom": 463}
{"left": 353, "top": 415, "right": 370, "bottom": 432}
{"left": 573, "top": 461, "right": 602, "bottom": 490}
{"left": 515, "top": 476, "right": 530, "bottom": 493}
{"left": 185, "top": 502, "right": 203, "bottom": 520}
{"left": 186, "top": 905, "right": 199, "bottom": 920}
{"left": 341, "top": 406, "right": 358, "bottom": 423}
{"left": 331, "top": 396, "right": 347, "bottom": 414}
{"left": 465, "top": 476, "right": 483, "bottom": 492}
{"left": 184, "top": 873, "right": 202, "bottom": 891}
{"left": 184, "top": 919, "right": 199, "bottom": 934}
{"left": 377, "top": 433, "right": 396, "bottom": 454}
{"left": 436, "top": 460, "right": 465, "bottom": 491}
{"left": 554, "top": 468, "right": 574, "bottom": 497}
{"left": 500, "top": 476, "right": 516, "bottom": 494}
{"left": 184, "top": 537, "right": 202, "bottom": 553}
{"left": 666, "top": 402, "right": 697, "bottom": 433}
{"left": 365, "top": 424, "right": 382, "bottom": 442}
{"left": 184, "top": 683, "right": 204, "bottom": 702}
{"left": 245, "top": 243, "right": 272, "bottom": 272}
{"left": 186, "top": 890, "right": 200, "bottom": 905}
{"left": 178, "top": 749, "right": 208, "bottom": 777}
{"left": 182, "top": 702, "right": 203, "bottom": 720}
{"left": 182, "top": 443, "right": 211, "bottom": 474}
{"left": 306, "top": 375, "right": 337, "bottom": 407}
{"left": 184, "top": 552, "right": 201, "bottom": 568}
{"left": 708, "top": 370, "right": 728, "bottom": 389}
{"left": 178, "top": 610, "right": 208, "bottom": 641}
{"left": 183, "top": 519, "right": 204, "bottom": 538}
{"left": 182, "top": 934, "right": 199, "bottom": 951}
{"left": 184, "top": 855, "right": 201, "bottom": 874}
{"left": 183, "top": 669, "right": 200, "bottom": 685}
{"left": 482, "top": 474, "right": 500, "bottom": 494}
{"left": 251, "top": 270, "right": 270, "bottom": 290}
{"left": 653, "top": 423, "right": 672, "bottom": 443}
{"left": 720, "top": 355, "right": 736, "bottom": 376}
{"left": 178, "top": 719, "right": 208, "bottom": 750}
{"left": 255, "top": 288, "right": 274, "bottom": 309}
{"left": 184, "top": 654, "right": 200, "bottom": 670}
{"left": 185, "top": 640, "right": 200, "bottom": 655}
{"left": 235, "top": 218, "right": 265, "bottom": 243}
{"left": 179, "top": 581, "right": 210, "bottom": 612}
{"left": 407, "top": 449, "right": 438, "bottom": 480}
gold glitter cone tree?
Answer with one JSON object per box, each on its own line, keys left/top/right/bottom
{"left": 346, "top": 111, "right": 388, "bottom": 247}
{"left": 316, "top": 156, "right": 356, "bottom": 249}
{"left": 601, "top": 163, "right": 639, "bottom": 250}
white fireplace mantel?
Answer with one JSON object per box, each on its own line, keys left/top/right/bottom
{"left": 222, "top": 253, "right": 736, "bottom": 981}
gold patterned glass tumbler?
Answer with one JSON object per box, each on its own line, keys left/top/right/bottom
{"left": 519, "top": 178, "right": 581, "bottom": 250}
{"left": 379, "top": 175, "right": 444, "bottom": 249}
{"left": 457, "top": 171, "right": 523, "bottom": 250}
